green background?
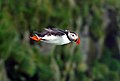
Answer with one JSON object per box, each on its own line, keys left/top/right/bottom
{"left": 0, "top": 0, "right": 120, "bottom": 81}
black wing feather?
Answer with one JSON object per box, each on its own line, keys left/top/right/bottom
{"left": 34, "top": 26, "right": 67, "bottom": 37}
{"left": 44, "top": 26, "right": 66, "bottom": 36}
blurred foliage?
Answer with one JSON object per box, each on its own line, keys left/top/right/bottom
{"left": 0, "top": 0, "right": 120, "bottom": 81}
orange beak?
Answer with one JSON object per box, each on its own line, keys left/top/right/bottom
{"left": 75, "top": 38, "right": 80, "bottom": 45}
{"left": 30, "top": 36, "right": 42, "bottom": 41}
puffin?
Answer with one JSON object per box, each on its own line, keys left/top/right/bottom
{"left": 30, "top": 26, "right": 80, "bottom": 45}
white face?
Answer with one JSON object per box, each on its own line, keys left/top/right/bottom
{"left": 68, "top": 32, "right": 78, "bottom": 40}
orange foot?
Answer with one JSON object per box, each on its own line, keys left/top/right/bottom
{"left": 30, "top": 36, "right": 42, "bottom": 42}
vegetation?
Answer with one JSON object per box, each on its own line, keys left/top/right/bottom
{"left": 0, "top": 0, "right": 120, "bottom": 81}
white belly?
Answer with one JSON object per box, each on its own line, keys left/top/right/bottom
{"left": 41, "top": 35, "right": 71, "bottom": 45}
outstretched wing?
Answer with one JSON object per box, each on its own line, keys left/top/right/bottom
{"left": 44, "top": 26, "right": 66, "bottom": 36}
{"left": 33, "top": 26, "right": 67, "bottom": 37}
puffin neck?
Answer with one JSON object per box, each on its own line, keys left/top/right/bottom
{"left": 65, "top": 32, "right": 73, "bottom": 41}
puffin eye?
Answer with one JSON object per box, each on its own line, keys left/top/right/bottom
{"left": 72, "top": 34, "right": 74, "bottom": 36}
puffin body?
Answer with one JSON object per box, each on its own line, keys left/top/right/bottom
{"left": 30, "top": 27, "right": 80, "bottom": 45}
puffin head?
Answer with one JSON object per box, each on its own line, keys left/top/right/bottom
{"left": 67, "top": 30, "right": 80, "bottom": 45}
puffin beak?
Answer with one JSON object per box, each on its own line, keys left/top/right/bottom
{"left": 30, "top": 35, "right": 42, "bottom": 41}
{"left": 75, "top": 38, "right": 80, "bottom": 45}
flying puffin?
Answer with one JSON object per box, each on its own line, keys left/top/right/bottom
{"left": 30, "top": 26, "right": 80, "bottom": 45}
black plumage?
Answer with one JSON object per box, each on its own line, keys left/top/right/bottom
{"left": 34, "top": 26, "right": 67, "bottom": 37}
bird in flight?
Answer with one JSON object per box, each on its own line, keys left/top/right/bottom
{"left": 30, "top": 26, "right": 80, "bottom": 45}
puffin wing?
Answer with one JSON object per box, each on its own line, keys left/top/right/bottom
{"left": 44, "top": 27, "right": 66, "bottom": 36}
{"left": 33, "top": 26, "right": 67, "bottom": 38}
